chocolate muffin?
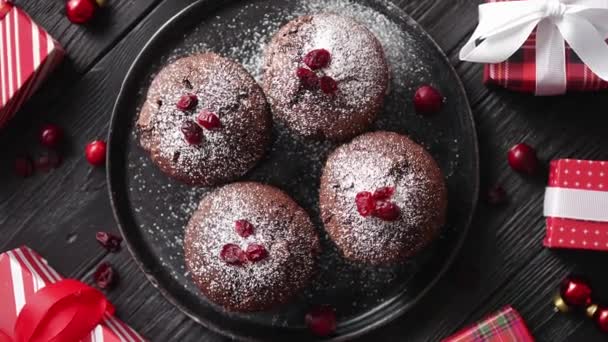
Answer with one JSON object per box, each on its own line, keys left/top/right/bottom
{"left": 319, "top": 131, "right": 447, "bottom": 265}
{"left": 137, "top": 53, "right": 271, "bottom": 186}
{"left": 184, "top": 182, "right": 320, "bottom": 312}
{"left": 262, "top": 13, "right": 389, "bottom": 141}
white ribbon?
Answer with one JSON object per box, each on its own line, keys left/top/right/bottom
{"left": 460, "top": 0, "right": 608, "bottom": 95}
{"left": 544, "top": 187, "right": 608, "bottom": 222}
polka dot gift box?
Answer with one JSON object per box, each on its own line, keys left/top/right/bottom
{"left": 544, "top": 159, "right": 608, "bottom": 251}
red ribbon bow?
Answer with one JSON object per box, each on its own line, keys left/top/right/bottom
{"left": 0, "top": 279, "right": 114, "bottom": 342}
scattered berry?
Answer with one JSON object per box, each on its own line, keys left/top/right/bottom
{"left": 296, "top": 67, "right": 319, "bottom": 89}
{"left": 14, "top": 156, "right": 33, "bottom": 178}
{"left": 355, "top": 191, "right": 375, "bottom": 217}
{"left": 197, "top": 110, "right": 221, "bottom": 130}
{"left": 96, "top": 231, "right": 123, "bottom": 252}
{"left": 486, "top": 185, "right": 507, "bottom": 205}
{"left": 372, "top": 187, "right": 395, "bottom": 201}
{"left": 176, "top": 93, "right": 198, "bottom": 111}
{"left": 66, "top": 0, "right": 97, "bottom": 24}
{"left": 246, "top": 244, "right": 268, "bottom": 262}
{"left": 414, "top": 85, "right": 443, "bottom": 115}
{"left": 85, "top": 140, "right": 106, "bottom": 167}
{"left": 220, "top": 244, "right": 246, "bottom": 266}
{"left": 40, "top": 124, "right": 63, "bottom": 148}
{"left": 94, "top": 262, "right": 117, "bottom": 290}
{"left": 305, "top": 305, "right": 337, "bottom": 337}
{"left": 508, "top": 143, "right": 539, "bottom": 175}
{"left": 235, "top": 220, "right": 254, "bottom": 238}
{"left": 303, "top": 49, "right": 331, "bottom": 70}
{"left": 181, "top": 120, "right": 203, "bottom": 145}
{"left": 319, "top": 76, "right": 338, "bottom": 94}
{"left": 35, "top": 151, "right": 62, "bottom": 173}
{"left": 374, "top": 201, "right": 400, "bottom": 221}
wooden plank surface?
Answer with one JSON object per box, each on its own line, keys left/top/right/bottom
{"left": 2, "top": 0, "right": 608, "bottom": 341}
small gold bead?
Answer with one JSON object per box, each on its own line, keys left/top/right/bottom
{"left": 95, "top": 0, "right": 107, "bottom": 7}
{"left": 554, "top": 294, "right": 570, "bottom": 313}
{"left": 586, "top": 304, "right": 599, "bottom": 318}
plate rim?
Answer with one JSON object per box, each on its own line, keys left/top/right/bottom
{"left": 107, "top": 0, "right": 480, "bottom": 340}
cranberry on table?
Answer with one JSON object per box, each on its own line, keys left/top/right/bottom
{"left": 96, "top": 231, "right": 122, "bottom": 252}
{"left": 65, "top": 0, "right": 97, "bottom": 24}
{"left": 93, "top": 262, "right": 117, "bottom": 290}
{"left": 245, "top": 244, "right": 268, "bottom": 262}
{"left": 176, "top": 93, "right": 198, "bottom": 111}
{"left": 595, "top": 307, "right": 608, "bottom": 332}
{"left": 197, "top": 110, "right": 221, "bottom": 130}
{"left": 40, "top": 124, "right": 63, "bottom": 148}
{"left": 85, "top": 140, "right": 107, "bottom": 166}
{"left": 560, "top": 276, "right": 592, "bottom": 307}
{"left": 507, "top": 143, "right": 539, "bottom": 175}
{"left": 319, "top": 76, "right": 338, "bottom": 95}
{"left": 296, "top": 67, "right": 319, "bottom": 89}
{"left": 234, "top": 220, "right": 254, "bottom": 238}
{"left": 14, "top": 156, "right": 34, "bottom": 178}
{"left": 220, "top": 243, "right": 246, "bottom": 266}
{"left": 414, "top": 85, "right": 443, "bottom": 115}
{"left": 305, "top": 305, "right": 337, "bottom": 337}
{"left": 303, "top": 49, "right": 331, "bottom": 70}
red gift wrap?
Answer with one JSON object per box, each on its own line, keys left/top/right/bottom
{"left": 0, "top": 246, "right": 146, "bottom": 342}
{"left": 544, "top": 159, "right": 608, "bottom": 251}
{"left": 442, "top": 306, "right": 534, "bottom": 342}
{"left": 482, "top": 0, "right": 608, "bottom": 93}
{"left": 0, "top": 1, "right": 64, "bottom": 128}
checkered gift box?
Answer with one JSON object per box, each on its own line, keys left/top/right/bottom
{"left": 442, "top": 306, "right": 534, "bottom": 342}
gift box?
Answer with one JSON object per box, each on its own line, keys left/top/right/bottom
{"left": 544, "top": 159, "right": 608, "bottom": 251}
{"left": 442, "top": 306, "right": 534, "bottom": 342}
{"left": 0, "top": 1, "right": 64, "bottom": 128}
{"left": 0, "top": 246, "right": 145, "bottom": 342}
{"left": 460, "top": 0, "right": 608, "bottom": 95}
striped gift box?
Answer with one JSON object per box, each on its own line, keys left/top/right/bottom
{"left": 0, "top": 1, "right": 64, "bottom": 128}
{"left": 442, "top": 306, "right": 534, "bottom": 342}
{"left": 0, "top": 246, "right": 146, "bottom": 342}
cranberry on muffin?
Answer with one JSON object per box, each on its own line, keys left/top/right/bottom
{"left": 184, "top": 182, "right": 320, "bottom": 312}
{"left": 137, "top": 53, "right": 272, "bottom": 186}
{"left": 263, "top": 13, "right": 389, "bottom": 141}
{"left": 319, "top": 131, "right": 447, "bottom": 265}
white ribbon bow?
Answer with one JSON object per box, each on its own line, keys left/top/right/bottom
{"left": 460, "top": 0, "right": 608, "bottom": 95}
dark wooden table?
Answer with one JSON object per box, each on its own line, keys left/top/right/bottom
{"left": 2, "top": 0, "right": 608, "bottom": 341}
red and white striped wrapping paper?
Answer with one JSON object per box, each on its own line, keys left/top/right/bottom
{"left": 544, "top": 159, "right": 608, "bottom": 251}
{"left": 0, "top": 246, "right": 146, "bottom": 342}
{"left": 0, "top": 1, "right": 64, "bottom": 128}
{"left": 482, "top": 0, "right": 608, "bottom": 93}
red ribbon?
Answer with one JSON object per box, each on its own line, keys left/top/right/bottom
{"left": 0, "top": 279, "right": 114, "bottom": 342}
{"left": 0, "top": 1, "right": 13, "bottom": 20}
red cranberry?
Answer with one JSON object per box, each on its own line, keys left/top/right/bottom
{"left": 176, "top": 93, "right": 198, "bottom": 111}
{"left": 35, "top": 151, "right": 62, "bottom": 172}
{"left": 197, "top": 110, "right": 221, "bottom": 130}
{"left": 560, "top": 276, "right": 592, "bottom": 307}
{"left": 305, "top": 305, "right": 337, "bottom": 337}
{"left": 15, "top": 156, "right": 34, "bottom": 178}
{"left": 374, "top": 201, "right": 400, "bottom": 221}
{"left": 319, "top": 76, "right": 338, "bottom": 95}
{"left": 40, "top": 124, "right": 63, "bottom": 148}
{"left": 355, "top": 191, "right": 375, "bottom": 217}
{"left": 414, "top": 85, "right": 443, "bottom": 115}
{"left": 235, "top": 220, "right": 254, "bottom": 238}
{"left": 303, "top": 49, "right": 331, "bottom": 70}
{"left": 66, "top": 0, "right": 97, "bottom": 24}
{"left": 93, "top": 262, "right": 117, "bottom": 290}
{"left": 96, "top": 231, "right": 122, "bottom": 253}
{"left": 296, "top": 67, "right": 319, "bottom": 89}
{"left": 373, "top": 187, "right": 395, "bottom": 201}
{"left": 246, "top": 244, "right": 268, "bottom": 262}
{"left": 85, "top": 140, "right": 106, "bottom": 167}
{"left": 595, "top": 307, "right": 608, "bottom": 332}
{"left": 220, "top": 244, "right": 246, "bottom": 265}
{"left": 508, "top": 143, "right": 539, "bottom": 175}
{"left": 181, "top": 120, "right": 203, "bottom": 145}
{"left": 486, "top": 185, "right": 507, "bottom": 205}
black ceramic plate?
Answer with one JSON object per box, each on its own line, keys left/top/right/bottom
{"left": 108, "top": 0, "right": 478, "bottom": 340}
